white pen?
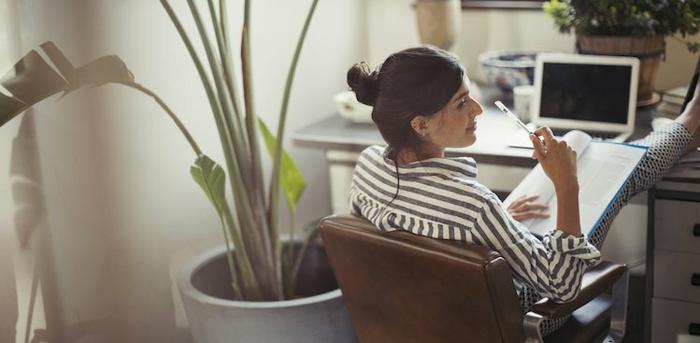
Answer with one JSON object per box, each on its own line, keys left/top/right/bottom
{"left": 494, "top": 101, "right": 535, "bottom": 135}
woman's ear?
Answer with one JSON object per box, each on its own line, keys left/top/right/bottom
{"left": 410, "top": 116, "right": 429, "bottom": 137}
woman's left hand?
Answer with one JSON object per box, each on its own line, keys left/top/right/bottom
{"left": 507, "top": 194, "right": 550, "bottom": 221}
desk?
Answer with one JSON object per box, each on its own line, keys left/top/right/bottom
{"left": 293, "top": 106, "right": 656, "bottom": 265}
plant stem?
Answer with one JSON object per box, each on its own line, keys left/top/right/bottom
{"left": 120, "top": 80, "right": 258, "bottom": 298}
{"left": 209, "top": 0, "right": 247, "bottom": 144}
{"left": 222, "top": 200, "right": 262, "bottom": 299}
{"left": 240, "top": 0, "right": 281, "bottom": 300}
{"left": 288, "top": 224, "right": 320, "bottom": 298}
{"left": 268, "top": 0, "right": 319, "bottom": 298}
{"left": 219, "top": 215, "right": 243, "bottom": 299}
{"left": 205, "top": 0, "right": 251, "bottom": 178}
{"left": 189, "top": 0, "right": 278, "bottom": 300}
{"left": 159, "top": 1, "right": 223, "bottom": 142}
{"left": 280, "top": 210, "right": 296, "bottom": 298}
{"left": 121, "top": 82, "right": 202, "bottom": 156}
{"left": 122, "top": 80, "right": 257, "bottom": 298}
{"left": 219, "top": 0, "right": 227, "bottom": 44}
{"left": 160, "top": 0, "right": 262, "bottom": 298}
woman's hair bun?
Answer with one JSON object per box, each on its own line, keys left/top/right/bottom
{"left": 347, "top": 62, "right": 379, "bottom": 106}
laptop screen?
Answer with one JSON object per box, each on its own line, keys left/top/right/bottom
{"left": 539, "top": 62, "right": 632, "bottom": 124}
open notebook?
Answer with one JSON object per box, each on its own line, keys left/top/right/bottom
{"left": 503, "top": 131, "right": 648, "bottom": 238}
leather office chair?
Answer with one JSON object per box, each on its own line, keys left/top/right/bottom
{"left": 319, "top": 215, "right": 629, "bottom": 343}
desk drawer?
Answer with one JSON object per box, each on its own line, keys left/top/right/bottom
{"left": 651, "top": 298, "right": 700, "bottom": 343}
{"left": 655, "top": 199, "right": 700, "bottom": 253}
{"left": 654, "top": 251, "right": 700, "bottom": 303}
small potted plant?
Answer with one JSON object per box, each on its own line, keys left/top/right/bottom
{"left": 544, "top": 0, "right": 700, "bottom": 104}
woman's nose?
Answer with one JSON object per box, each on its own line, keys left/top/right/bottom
{"left": 472, "top": 100, "right": 484, "bottom": 117}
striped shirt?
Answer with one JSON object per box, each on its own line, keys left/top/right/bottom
{"left": 349, "top": 145, "right": 601, "bottom": 303}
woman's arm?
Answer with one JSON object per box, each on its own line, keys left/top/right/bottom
{"left": 529, "top": 127, "right": 581, "bottom": 236}
{"left": 476, "top": 196, "right": 599, "bottom": 303}
{"left": 470, "top": 127, "right": 595, "bottom": 303}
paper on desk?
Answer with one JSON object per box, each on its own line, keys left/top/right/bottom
{"left": 507, "top": 128, "right": 534, "bottom": 148}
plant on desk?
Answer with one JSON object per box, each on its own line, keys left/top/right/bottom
{"left": 544, "top": 0, "right": 700, "bottom": 104}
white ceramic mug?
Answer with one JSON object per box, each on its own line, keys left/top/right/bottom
{"left": 513, "top": 85, "right": 534, "bottom": 122}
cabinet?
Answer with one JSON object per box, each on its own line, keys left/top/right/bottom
{"left": 647, "top": 159, "right": 700, "bottom": 343}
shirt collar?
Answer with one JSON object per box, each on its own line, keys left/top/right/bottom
{"left": 378, "top": 146, "right": 478, "bottom": 180}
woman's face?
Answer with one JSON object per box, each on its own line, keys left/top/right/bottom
{"left": 423, "top": 76, "right": 483, "bottom": 149}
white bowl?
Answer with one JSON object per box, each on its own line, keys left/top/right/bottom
{"left": 334, "top": 91, "right": 373, "bottom": 123}
{"left": 478, "top": 50, "right": 538, "bottom": 95}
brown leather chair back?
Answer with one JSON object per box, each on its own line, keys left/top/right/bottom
{"left": 320, "top": 215, "right": 527, "bottom": 343}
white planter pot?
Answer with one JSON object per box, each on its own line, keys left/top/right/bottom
{"left": 177, "top": 245, "right": 356, "bottom": 343}
{"left": 415, "top": 0, "right": 461, "bottom": 51}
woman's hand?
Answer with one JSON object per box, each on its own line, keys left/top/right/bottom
{"left": 529, "top": 127, "right": 581, "bottom": 236}
{"left": 506, "top": 194, "right": 550, "bottom": 221}
{"left": 529, "top": 127, "right": 578, "bottom": 191}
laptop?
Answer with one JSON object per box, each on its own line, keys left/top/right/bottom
{"left": 530, "top": 53, "right": 640, "bottom": 141}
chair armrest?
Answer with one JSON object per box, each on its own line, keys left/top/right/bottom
{"left": 529, "top": 261, "right": 626, "bottom": 319}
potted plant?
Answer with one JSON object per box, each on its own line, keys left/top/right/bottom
{"left": 543, "top": 0, "right": 700, "bottom": 104}
{"left": 0, "top": 0, "right": 353, "bottom": 342}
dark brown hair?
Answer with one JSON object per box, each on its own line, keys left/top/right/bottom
{"left": 347, "top": 46, "right": 465, "bottom": 158}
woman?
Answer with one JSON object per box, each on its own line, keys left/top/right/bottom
{"left": 346, "top": 46, "right": 700, "bottom": 335}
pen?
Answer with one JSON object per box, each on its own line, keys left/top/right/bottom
{"left": 494, "top": 101, "right": 534, "bottom": 135}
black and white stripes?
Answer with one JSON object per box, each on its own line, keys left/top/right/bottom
{"left": 350, "top": 145, "right": 601, "bottom": 304}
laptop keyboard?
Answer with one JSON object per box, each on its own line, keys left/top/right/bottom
{"left": 550, "top": 128, "right": 621, "bottom": 141}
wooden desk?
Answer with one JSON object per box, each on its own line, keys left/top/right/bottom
{"left": 295, "top": 106, "right": 655, "bottom": 163}
{"left": 294, "top": 106, "right": 655, "bottom": 202}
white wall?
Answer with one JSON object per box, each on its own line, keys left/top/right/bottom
{"left": 367, "top": 0, "right": 700, "bottom": 91}
{"left": 1, "top": 0, "right": 366, "bottom": 342}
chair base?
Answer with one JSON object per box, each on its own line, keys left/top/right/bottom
{"left": 545, "top": 295, "right": 611, "bottom": 343}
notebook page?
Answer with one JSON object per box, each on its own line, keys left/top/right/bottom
{"left": 525, "top": 142, "right": 646, "bottom": 236}
{"left": 504, "top": 130, "right": 591, "bottom": 214}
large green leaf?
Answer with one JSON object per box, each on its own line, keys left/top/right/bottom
{"left": 39, "top": 41, "right": 77, "bottom": 80}
{"left": 40, "top": 41, "right": 135, "bottom": 94}
{"left": 0, "top": 49, "right": 69, "bottom": 126}
{"left": 0, "top": 93, "right": 27, "bottom": 127}
{"left": 191, "top": 155, "right": 228, "bottom": 215}
{"left": 67, "top": 55, "right": 135, "bottom": 93}
{"left": 0, "top": 41, "right": 136, "bottom": 128}
{"left": 257, "top": 118, "right": 306, "bottom": 211}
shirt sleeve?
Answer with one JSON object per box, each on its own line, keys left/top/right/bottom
{"left": 474, "top": 195, "right": 600, "bottom": 303}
